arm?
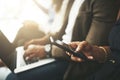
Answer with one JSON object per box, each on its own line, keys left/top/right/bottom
{"left": 24, "top": 34, "right": 51, "bottom": 49}
{"left": 51, "top": 0, "right": 119, "bottom": 59}
{"left": 66, "top": 0, "right": 119, "bottom": 62}
{"left": 86, "top": 0, "right": 119, "bottom": 45}
{"left": 67, "top": 41, "right": 111, "bottom": 63}
{"left": 76, "top": 0, "right": 119, "bottom": 63}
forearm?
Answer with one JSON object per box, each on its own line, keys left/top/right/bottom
{"left": 86, "top": 21, "right": 113, "bottom": 46}
{"left": 30, "top": 34, "right": 51, "bottom": 45}
{"left": 86, "top": 0, "right": 119, "bottom": 45}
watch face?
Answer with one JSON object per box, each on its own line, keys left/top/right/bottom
{"left": 45, "top": 44, "right": 51, "bottom": 52}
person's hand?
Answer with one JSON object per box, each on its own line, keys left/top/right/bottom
{"left": 66, "top": 41, "right": 107, "bottom": 63}
{"left": 66, "top": 41, "right": 94, "bottom": 62}
{"left": 24, "top": 44, "right": 46, "bottom": 61}
{"left": 24, "top": 38, "right": 45, "bottom": 50}
{"left": 24, "top": 35, "right": 50, "bottom": 50}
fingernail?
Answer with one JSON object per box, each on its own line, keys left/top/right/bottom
{"left": 77, "top": 58, "right": 82, "bottom": 61}
{"left": 76, "top": 46, "right": 81, "bottom": 52}
{"left": 88, "top": 56, "right": 93, "bottom": 60}
{"left": 25, "top": 57, "right": 29, "bottom": 60}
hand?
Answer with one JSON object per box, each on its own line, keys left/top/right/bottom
{"left": 24, "top": 38, "right": 45, "bottom": 50}
{"left": 67, "top": 41, "right": 108, "bottom": 63}
{"left": 66, "top": 41, "right": 94, "bottom": 62}
{"left": 24, "top": 45, "right": 46, "bottom": 61}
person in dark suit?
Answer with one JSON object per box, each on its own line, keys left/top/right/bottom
{"left": 6, "top": 0, "right": 119, "bottom": 80}
{"left": 64, "top": 16, "right": 120, "bottom": 80}
{"left": 67, "top": 11, "right": 120, "bottom": 80}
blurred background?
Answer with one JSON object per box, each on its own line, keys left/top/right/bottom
{"left": 0, "top": 0, "right": 56, "bottom": 42}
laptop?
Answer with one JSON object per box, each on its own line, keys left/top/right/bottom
{"left": 0, "top": 30, "right": 55, "bottom": 73}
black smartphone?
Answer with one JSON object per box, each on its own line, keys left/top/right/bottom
{"left": 50, "top": 37, "right": 88, "bottom": 60}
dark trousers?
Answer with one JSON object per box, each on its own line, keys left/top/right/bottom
{"left": 6, "top": 60, "right": 69, "bottom": 80}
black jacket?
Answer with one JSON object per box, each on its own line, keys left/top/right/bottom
{"left": 50, "top": 0, "right": 119, "bottom": 80}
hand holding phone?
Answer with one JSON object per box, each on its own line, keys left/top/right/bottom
{"left": 50, "top": 37, "right": 88, "bottom": 60}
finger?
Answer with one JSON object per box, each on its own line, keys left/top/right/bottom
{"left": 69, "top": 42, "right": 79, "bottom": 48}
{"left": 71, "top": 55, "right": 83, "bottom": 62}
{"left": 24, "top": 50, "right": 29, "bottom": 58}
{"left": 28, "top": 44, "right": 36, "bottom": 49}
{"left": 24, "top": 48, "right": 34, "bottom": 58}
{"left": 25, "top": 51, "right": 39, "bottom": 61}
{"left": 66, "top": 52, "right": 71, "bottom": 56}
{"left": 24, "top": 45, "right": 36, "bottom": 55}
{"left": 75, "top": 41, "right": 88, "bottom": 52}
{"left": 75, "top": 45, "right": 81, "bottom": 52}
{"left": 87, "top": 56, "right": 94, "bottom": 60}
{"left": 26, "top": 53, "right": 36, "bottom": 60}
{"left": 24, "top": 52, "right": 33, "bottom": 60}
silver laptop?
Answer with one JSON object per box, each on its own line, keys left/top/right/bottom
{"left": 0, "top": 30, "right": 55, "bottom": 74}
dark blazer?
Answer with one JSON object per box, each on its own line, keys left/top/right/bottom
{"left": 71, "top": 0, "right": 119, "bottom": 45}
{"left": 50, "top": 0, "right": 119, "bottom": 80}
{"left": 83, "top": 19, "right": 120, "bottom": 80}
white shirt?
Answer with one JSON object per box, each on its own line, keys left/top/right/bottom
{"left": 50, "top": 0, "right": 69, "bottom": 33}
{"left": 62, "top": 0, "right": 85, "bottom": 43}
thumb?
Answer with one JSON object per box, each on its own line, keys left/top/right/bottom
{"left": 75, "top": 46, "right": 81, "bottom": 52}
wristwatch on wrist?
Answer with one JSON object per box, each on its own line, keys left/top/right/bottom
{"left": 44, "top": 44, "right": 51, "bottom": 57}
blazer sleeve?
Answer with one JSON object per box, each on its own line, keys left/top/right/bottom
{"left": 86, "top": 0, "right": 119, "bottom": 46}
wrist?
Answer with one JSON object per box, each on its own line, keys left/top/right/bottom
{"left": 99, "top": 46, "right": 108, "bottom": 62}
{"left": 44, "top": 44, "right": 52, "bottom": 58}
{"left": 92, "top": 46, "right": 108, "bottom": 63}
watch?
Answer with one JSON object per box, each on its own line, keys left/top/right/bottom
{"left": 44, "top": 44, "right": 51, "bottom": 57}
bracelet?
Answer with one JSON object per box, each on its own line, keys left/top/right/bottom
{"left": 99, "top": 46, "right": 108, "bottom": 61}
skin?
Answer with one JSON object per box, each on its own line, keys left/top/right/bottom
{"left": 24, "top": 41, "right": 109, "bottom": 63}
{"left": 67, "top": 41, "right": 110, "bottom": 63}
{"left": 66, "top": 41, "right": 94, "bottom": 62}
{"left": 24, "top": 45, "right": 47, "bottom": 61}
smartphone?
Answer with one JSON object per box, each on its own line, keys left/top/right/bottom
{"left": 50, "top": 37, "right": 88, "bottom": 60}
